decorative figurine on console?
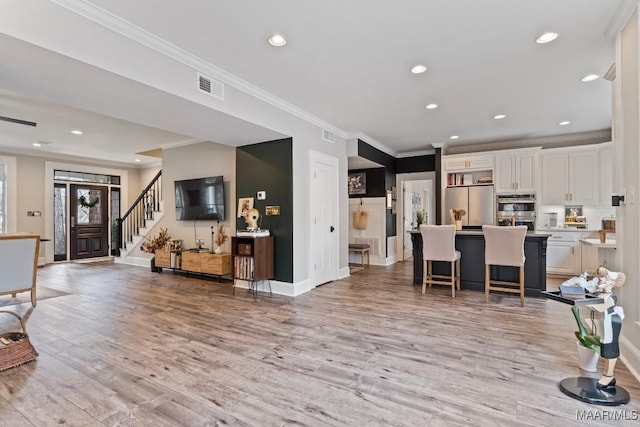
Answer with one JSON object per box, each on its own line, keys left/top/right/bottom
{"left": 244, "top": 208, "right": 261, "bottom": 231}
{"left": 545, "top": 266, "right": 630, "bottom": 405}
{"left": 587, "top": 266, "right": 626, "bottom": 390}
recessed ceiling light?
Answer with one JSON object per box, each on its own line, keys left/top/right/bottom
{"left": 70, "top": 129, "right": 83, "bottom": 135}
{"left": 411, "top": 65, "right": 427, "bottom": 74}
{"left": 268, "top": 33, "right": 287, "bottom": 47}
{"left": 135, "top": 159, "right": 141, "bottom": 163}
{"left": 581, "top": 74, "right": 600, "bottom": 82}
{"left": 559, "top": 121, "right": 571, "bottom": 126}
{"left": 425, "top": 103, "right": 438, "bottom": 109}
{"left": 536, "top": 32, "right": 558, "bottom": 44}
{"left": 493, "top": 114, "right": 506, "bottom": 120}
{"left": 450, "top": 135, "right": 460, "bottom": 140}
{"left": 32, "top": 142, "right": 42, "bottom": 147}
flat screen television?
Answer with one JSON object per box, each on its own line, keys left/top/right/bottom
{"left": 175, "top": 176, "right": 225, "bottom": 221}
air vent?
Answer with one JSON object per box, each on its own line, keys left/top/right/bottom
{"left": 322, "top": 129, "right": 335, "bottom": 143}
{"left": 197, "top": 73, "right": 224, "bottom": 100}
{"left": 0, "top": 115, "right": 37, "bottom": 127}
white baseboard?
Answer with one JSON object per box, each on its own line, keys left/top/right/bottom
{"left": 114, "top": 256, "right": 152, "bottom": 268}
{"left": 338, "top": 266, "right": 350, "bottom": 279}
{"left": 232, "top": 278, "right": 312, "bottom": 297}
{"left": 620, "top": 336, "right": 640, "bottom": 385}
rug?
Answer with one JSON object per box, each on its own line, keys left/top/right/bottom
{"left": 0, "top": 287, "right": 70, "bottom": 308}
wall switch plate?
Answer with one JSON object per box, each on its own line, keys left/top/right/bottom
{"left": 257, "top": 191, "right": 266, "bottom": 200}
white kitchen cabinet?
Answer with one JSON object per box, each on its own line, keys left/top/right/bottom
{"left": 546, "top": 231, "right": 581, "bottom": 275}
{"left": 541, "top": 147, "right": 599, "bottom": 205}
{"left": 494, "top": 150, "right": 538, "bottom": 193}
{"left": 444, "top": 154, "right": 494, "bottom": 172}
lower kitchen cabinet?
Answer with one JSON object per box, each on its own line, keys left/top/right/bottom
{"left": 546, "top": 231, "right": 581, "bottom": 276}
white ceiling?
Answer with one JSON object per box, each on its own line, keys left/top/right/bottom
{"left": 0, "top": 0, "right": 629, "bottom": 166}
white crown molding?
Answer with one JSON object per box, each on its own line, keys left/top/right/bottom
{"left": 159, "top": 138, "right": 207, "bottom": 151}
{"left": 50, "top": 0, "right": 349, "bottom": 140}
{"left": 604, "top": 63, "right": 616, "bottom": 81}
{"left": 350, "top": 132, "right": 397, "bottom": 157}
{"left": 396, "top": 149, "right": 435, "bottom": 158}
{"left": 605, "top": 0, "right": 639, "bottom": 38}
{"left": 445, "top": 130, "right": 611, "bottom": 155}
{"left": 430, "top": 142, "right": 446, "bottom": 150}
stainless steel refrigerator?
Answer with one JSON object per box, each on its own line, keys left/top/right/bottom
{"left": 445, "top": 185, "right": 494, "bottom": 228}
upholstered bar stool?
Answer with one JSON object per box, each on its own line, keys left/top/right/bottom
{"left": 419, "top": 224, "right": 461, "bottom": 298}
{"left": 482, "top": 225, "right": 527, "bottom": 307}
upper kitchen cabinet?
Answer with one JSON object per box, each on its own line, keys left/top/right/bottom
{"left": 443, "top": 153, "right": 494, "bottom": 172}
{"left": 494, "top": 148, "right": 539, "bottom": 194}
{"left": 541, "top": 146, "right": 599, "bottom": 205}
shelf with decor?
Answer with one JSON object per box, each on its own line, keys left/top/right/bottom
{"left": 232, "top": 235, "right": 274, "bottom": 297}
{"left": 446, "top": 170, "right": 493, "bottom": 187}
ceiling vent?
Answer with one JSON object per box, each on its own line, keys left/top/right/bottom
{"left": 197, "top": 73, "right": 224, "bottom": 100}
{"left": 322, "top": 129, "right": 335, "bottom": 143}
{"left": 0, "top": 115, "right": 37, "bottom": 127}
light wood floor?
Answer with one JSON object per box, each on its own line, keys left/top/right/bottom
{"left": 0, "top": 261, "right": 639, "bottom": 426}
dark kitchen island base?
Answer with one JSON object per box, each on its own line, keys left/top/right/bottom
{"left": 410, "top": 230, "right": 549, "bottom": 297}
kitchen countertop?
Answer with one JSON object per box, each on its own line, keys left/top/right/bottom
{"left": 580, "top": 238, "right": 616, "bottom": 249}
{"left": 537, "top": 227, "right": 600, "bottom": 232}
{"left": 409, "top": 229, "right": 551, "bottom": 238}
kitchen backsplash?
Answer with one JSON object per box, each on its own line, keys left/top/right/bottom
{"left": 537, "top": 205, "right": 615, "bottom": 230}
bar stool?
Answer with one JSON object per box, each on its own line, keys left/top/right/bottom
{"left": 482, "top": 225, "right": 527, "bottom": 307}
{"left": 419, "top": 224, "right": 460, "bottom": 298}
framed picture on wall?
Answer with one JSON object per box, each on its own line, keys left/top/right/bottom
{"left": 237, "top": 197, "right": 254, "bottom": 218}
{"left": 348, "top": 172, "right": 367, "bottom": 195}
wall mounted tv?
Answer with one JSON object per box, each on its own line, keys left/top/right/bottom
{"left": 175, "top": 176, "right": 225, "bottom": 221}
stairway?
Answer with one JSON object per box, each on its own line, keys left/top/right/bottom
{"left": 115, "top": 170, "right": 164, "bottom": 264}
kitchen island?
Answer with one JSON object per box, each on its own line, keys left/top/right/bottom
{"left": 410, "top": 230, "right": 550, "bottom": 297}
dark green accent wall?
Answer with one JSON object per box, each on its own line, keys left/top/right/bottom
{"left": 397, "top": 155, "right": 436, "bottom": 173}
{"left": 236, "top": 138, "right": 293, "bottom": 283}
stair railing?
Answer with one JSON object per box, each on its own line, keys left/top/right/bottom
{"left": 116, "top": 170, "right": 162, "bottom": 253}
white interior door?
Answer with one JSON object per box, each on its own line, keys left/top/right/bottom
{"left": 309, "top": 151, "right": 338, "bottom": 287}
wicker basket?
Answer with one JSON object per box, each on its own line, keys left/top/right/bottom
{"left": 0, "top": 311, "right": 38, "bottom": 372}
{"left": 353, "top": 211, "right": 368, "bottom": 230}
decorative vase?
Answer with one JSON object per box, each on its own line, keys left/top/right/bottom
{"left": 576, "top": 341, "right": 600, "bottom": 372}
{"left": 214, "top": 246, "right": 223, "bottom": 254}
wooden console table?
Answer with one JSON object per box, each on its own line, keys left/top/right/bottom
{"left": 154, "top": 249, "right": 232, "bottom": 281}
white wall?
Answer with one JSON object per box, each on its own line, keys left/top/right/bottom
{"left": 161, "top": 141, "right": 236, "bottom": 253}
{"left": 615, "top": 8, "right": 640, "bottom": 381}
{"left": 348, "top": 197, "right": 386, "bottom": 265}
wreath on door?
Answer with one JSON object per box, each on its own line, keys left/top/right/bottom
{"left": 78, "top": 194, "right": 100, "bottom": 208}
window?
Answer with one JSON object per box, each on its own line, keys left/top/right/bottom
{"left": 53, "top": 170, "right": 120, "bottom": 184}
{"left": 0, "top": 156, "right": 17, "bottom": 233}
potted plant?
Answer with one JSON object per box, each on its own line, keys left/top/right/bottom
{"left": 416, "top": 211, "right": 424, "bottom": 227}
{"left": 140, "top": 228, "right": 171, "bottom": 272}
{"left": 571, "top": 305, "right": 601, "bottom": 372}
{"left": 213, "top": 224, "right": 228, "bottom": 254}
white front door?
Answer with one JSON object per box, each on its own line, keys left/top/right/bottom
{"left": 309, "top": 151, "right": 338, "bottom": 287}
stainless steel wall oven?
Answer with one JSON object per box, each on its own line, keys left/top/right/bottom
{"left": 496, "top": 194, "right": 536, "bottom": 230}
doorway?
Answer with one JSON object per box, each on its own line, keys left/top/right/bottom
{"left": 69, "top": 184, "right": 109, "bottom": 259}
{"left": 396, "top": 173, "right": 435, "bottom": 261}
{"left": 309, "top": 150, "right": 339, "bottom": 287}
